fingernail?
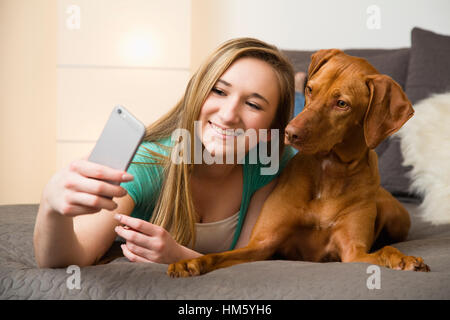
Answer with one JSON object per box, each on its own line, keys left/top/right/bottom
{"left": 122, "top": 173, "right": 134, "bottom": 181}
{"left": 115, "top": 226, "right": 120, "bottom": 232}
{"left": 114, "top": 214, "right": 122, "bottom": 221}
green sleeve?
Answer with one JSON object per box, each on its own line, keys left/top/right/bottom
{"left": 120, "top": 139, "right": 171, "bottom": 222}
{"left": 246, "top": 145, "right": 296, "bottom": 194}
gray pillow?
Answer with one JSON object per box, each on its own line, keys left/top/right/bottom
{"left": 283, "top": 48, "right": 409, "bottom": 89}
{"left": 405, "top": 27, "right": 450, "bottom": 104}
{"left": 347, "top": 49, "right": 416, "bottom": 201}
{"left": 391, "top": 27, "right": 450, "bottom": 202}
{"left": 377, "top": 136, "right": 417, "bottom": 202}
{"left": 345, "top": 48, "right": 410, "bottom": 89}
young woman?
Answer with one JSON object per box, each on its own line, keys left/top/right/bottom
{"left": 33, "top": 38, "right": 297, "bottom": 268}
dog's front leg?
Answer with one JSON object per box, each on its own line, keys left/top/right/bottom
{"left": 333, "top": 206, "right": 430, "bottom": 272}
{"left": 345, "top": 245, "right": 430, "bottom": 272}
{"left": 167, "top": 239, "right": 277, "bottom": 277}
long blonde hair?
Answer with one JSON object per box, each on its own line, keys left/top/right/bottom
{"left": 141, "top": 38, "right": 295, "bottom": 247}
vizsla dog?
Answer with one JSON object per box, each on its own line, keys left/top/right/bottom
{"left": 168, "top": 49, "right": 430, "bottom": 277}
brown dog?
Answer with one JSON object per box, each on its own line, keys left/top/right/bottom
{"left": 167, "top": 49, "right": 430, "bottom": 277}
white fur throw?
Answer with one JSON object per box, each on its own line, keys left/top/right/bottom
{"left": 396, "top": 92, "right": 450, "bottom": 225}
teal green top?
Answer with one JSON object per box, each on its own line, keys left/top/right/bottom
{"left": 121, "top": 137, "right": 295, "bottom": 250}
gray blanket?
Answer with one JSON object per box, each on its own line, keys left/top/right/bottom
{"left": 1, "top": 203, "right": 449, "bottom": 299}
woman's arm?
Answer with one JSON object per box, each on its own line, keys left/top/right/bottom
{"left": 234, "top": 178, "right": 278, "bottom": 249}
{"left": 33, "top": 158, "right": 135, "bottom": 268}
{"left": 34, "top": 193, "right": 135, "bottom": 268}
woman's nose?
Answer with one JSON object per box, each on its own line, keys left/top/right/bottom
{"left": 218, "top": 97, "right": 240, "bottom": 124}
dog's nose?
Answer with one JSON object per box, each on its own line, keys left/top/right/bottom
{"left": 285, "top": 125, "right": 301, "bottom": 144}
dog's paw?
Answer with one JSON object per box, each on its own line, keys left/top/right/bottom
{"left": 167, "top": 258, "right": 204, "bottom": 278}
{"left": 393, "top": 256, "right": 430, "bottom": 272}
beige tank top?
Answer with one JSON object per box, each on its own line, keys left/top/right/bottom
{"left": 191, "top": 211, "right": 240, "bottom": 254}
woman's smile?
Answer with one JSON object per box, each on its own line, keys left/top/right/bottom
{"left": 208, "top": 120, "right": 244, "bottom": 139}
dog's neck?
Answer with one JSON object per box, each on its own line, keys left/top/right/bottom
{"left": 316, "top": 127, "right": 370, "bottom": 173}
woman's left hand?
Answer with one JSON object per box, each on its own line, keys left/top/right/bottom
{"left": 114, "top": 213, "right": 184, "bottom": 264}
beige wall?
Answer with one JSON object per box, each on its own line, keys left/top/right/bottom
{"left": 191, "top": 0, "right": 223, "bottom": 73}
{"left": 0, "top": 0, "right": 57, "bottom": 205}
{"left": 1, "top": 0, "right": 191, "bottom": 205}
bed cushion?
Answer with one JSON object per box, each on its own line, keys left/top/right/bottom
{"left": 405, "top": 27, "right": 450, "bottom": 104}
{"left": 1, "top": 204, "right": 449, "bottom": 299}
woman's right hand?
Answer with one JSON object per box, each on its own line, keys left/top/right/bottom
{"left": 43, "top": 156, "right": 134, "bottom": 217}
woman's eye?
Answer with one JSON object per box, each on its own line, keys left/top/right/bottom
{"left": 212, "top": 87, "right": 226, "bottom": 96}
{"left": 247, "top": 102, "right": 262, "bottom": 110}
{"left": 337, "top": 100, "right": 348, "bottom": 108}
{"left": 305, "top": 86, "right": 312, "bottom": 95}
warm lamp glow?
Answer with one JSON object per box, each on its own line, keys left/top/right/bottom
{"left": 119, "top": 32, "right": 159, "bottom": 66}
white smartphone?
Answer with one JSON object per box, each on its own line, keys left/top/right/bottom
{"left": 88, "top": 105, "right": 146, "bottom": 185}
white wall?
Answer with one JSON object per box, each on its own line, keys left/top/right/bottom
{"left": 192, "top": 0, "right": 450, "bottom": 70}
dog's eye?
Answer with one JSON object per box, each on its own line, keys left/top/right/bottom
{"left": 337, "top": 100, "right": 347, "bottom": 108}
{"left": 305, "top": 86, "right": 312, "bottom": 95}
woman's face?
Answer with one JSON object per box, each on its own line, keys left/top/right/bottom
{"left": 197, "top": 57, "right": 280, "bottom": 161}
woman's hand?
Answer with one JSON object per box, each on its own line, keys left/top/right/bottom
{"left": 43, "top": 156, "right": 134, "bottom": 217}
{"left": 114, "top": 214, "right": 198, "bottom": 264}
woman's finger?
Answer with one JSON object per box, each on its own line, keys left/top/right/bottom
{"left": 124, "top": 240, "right": 158, "bottom": 262}
{"left": 58, "top": 203, "right": 101, "bottom": 217}
{"left": 121, "top": 244, "right": 151, "bottom": 263}
{"left": 67, "top": 191, "right": 118, "bottom": 211}
{"left": 115, "top": 226, "right": 154, "bottom": 249}
{"left": 114, "top": 214, "right": 162, "bottom": 236}
{"left": 66, "top": 172, "right": 128, "bottom": 199}
{"left": 69, "top": 159, "right": 134, "bottom": 184}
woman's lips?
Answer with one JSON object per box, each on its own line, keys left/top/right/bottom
{"left": 208, "top": 121, "right": 244, "bottom": 138}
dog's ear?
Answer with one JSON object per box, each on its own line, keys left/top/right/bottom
{"left": 308, "top": 49, "right": 342, "bottom": 79}
{"left": 364, "top": 74, "right": 414, "bottom": 149}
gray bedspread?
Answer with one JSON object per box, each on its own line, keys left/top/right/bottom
{"left": 1, "top": 203, "right": 449, "bottom": 299}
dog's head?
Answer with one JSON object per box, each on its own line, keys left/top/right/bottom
{"left": 285, "top": 49, "right": 414, "bottom": 154}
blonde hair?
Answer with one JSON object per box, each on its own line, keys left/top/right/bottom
{"left": 141, "top": 38, "right": 295, "bottom": 247}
